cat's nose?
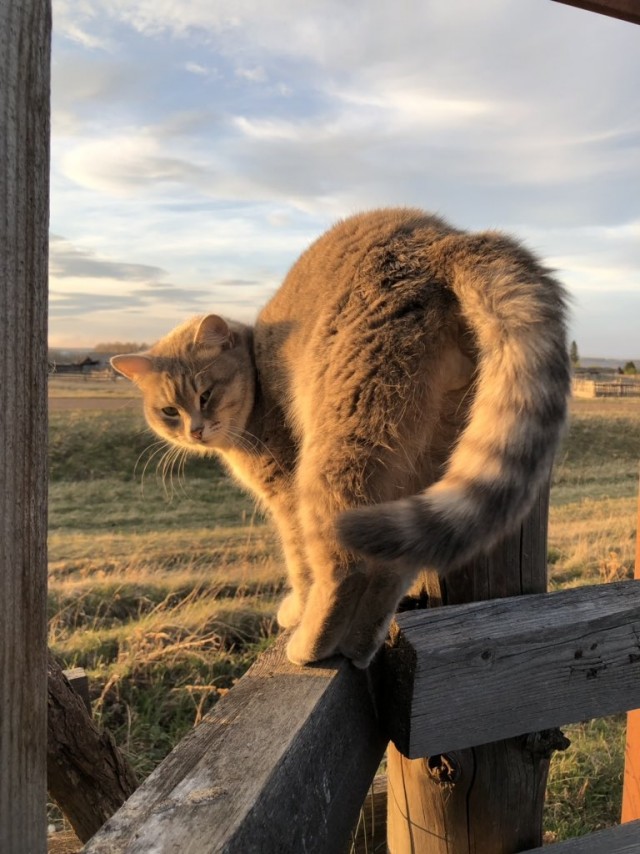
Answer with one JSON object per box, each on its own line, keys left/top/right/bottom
{"left": 190, "top": 427, "right": 204, "bottom": 441}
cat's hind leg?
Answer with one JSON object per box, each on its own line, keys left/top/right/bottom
{"left": 284, "top": 441, "right": 376, "bottom": 664}
{"left": 337, "top": 563, "right": 414, "bottom": 668}
{"left": 285, "top": 570, "right": 369, "bottom": 665}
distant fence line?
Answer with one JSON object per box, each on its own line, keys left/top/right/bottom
{"left": 48, "top": 367, "right": 116, "bottom": 381}
{"left": 573, "top": 377, "right": 640, "bottom": 398}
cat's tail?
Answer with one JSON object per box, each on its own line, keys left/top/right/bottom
{"left": 337, "top": 230, "right": 571, "bottom": 575}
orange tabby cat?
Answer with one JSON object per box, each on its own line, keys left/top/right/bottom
{"left": 112, "top": 208, "right": 570, "bottom": 668}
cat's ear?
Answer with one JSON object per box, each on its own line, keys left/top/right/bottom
{"left": 194, "top": 315, "right": 233, "bottom": 349}
{"left": 110, "top": 354, "right": 153, "bottom": 382}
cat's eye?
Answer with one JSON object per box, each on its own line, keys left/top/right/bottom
{"left": 161, "top": 406, "right": 180, "bottom": 418}
{"left": 200, "top": 388, "right": 213, "bottom": 408}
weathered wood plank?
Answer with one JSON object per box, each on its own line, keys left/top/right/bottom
{"left": 84, "top": 635, "right": 386, "bottom": 853}
{"left": 49, "top": 653, "right": 138, "bottom": 843}
{"left": 552, "top": 0, "right": 640, "bottom": 25}
{"left": 62, "top": 666, "right": 91, "bottom": 714}
{"left": 523, "top": 819, "right": 640, "bottom": 852}
{"left": 0, "top": 2, "right": 51, "bottom": 853}
{"left": 382, "top": 580, "right": 640, "bottom": 758}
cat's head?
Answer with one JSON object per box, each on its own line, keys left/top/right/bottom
{"left": 111, "top": 315, "right": 255, "bottom": 454}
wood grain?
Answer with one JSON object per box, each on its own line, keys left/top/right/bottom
{"left": 385, "top": 486, "right": 553, "bottom": 853}
{"left": 48, "top": 654, "right": 138, "bottom": 843}
{"left": 0, "top": 2, "right": 51, "bottom": 852}
{"left": 383, "top": 580, "right": 640, "bottom": 758}
{"left": 84, "top": 635, "right": 386, "bottom": 853}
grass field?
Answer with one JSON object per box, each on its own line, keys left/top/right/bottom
{"left": 47, "top": 378, "right": 640, "bottom": 844}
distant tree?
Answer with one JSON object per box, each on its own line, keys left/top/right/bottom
{"left": 570, "top": 340, "right": 580, "bottom": 368}
{"left": 623, "top": 361, "right": 637, "bottom": 375}
{"left": 93, "top": 341, "right": 149, "bottom": 353}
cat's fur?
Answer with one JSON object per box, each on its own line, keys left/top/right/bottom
{"left": 112, "top": 208, "right": 570, "bottom": 668}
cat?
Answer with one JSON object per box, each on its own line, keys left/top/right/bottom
{"left": 111, "top": 208, "right": 570, "bottom": 669}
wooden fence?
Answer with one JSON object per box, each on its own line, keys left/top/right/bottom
{"left": 573, "top": 378, "right": 640, "bottom": 398}
{"left": 82, "top": 580, "right": 640, "bottom": 853}
{"left": 0, "top": 2, "right": 50, "bottom": 853}
{"left": 3, "top": 1, "right": 640, "bottom": 852}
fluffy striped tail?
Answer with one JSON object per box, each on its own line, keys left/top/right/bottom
{"left": 337, "top": 230, "right": 570, "bottom": 574}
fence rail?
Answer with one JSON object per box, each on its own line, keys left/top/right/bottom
{"left": 84, "top": 637, "right": 386, "bottom": 854}
{"left": 83, "top": 580, "right": 640, "bottom": 853}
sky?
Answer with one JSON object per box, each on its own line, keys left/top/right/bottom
{"left": 50, "top": 0, "right": 640, "bottom": 358}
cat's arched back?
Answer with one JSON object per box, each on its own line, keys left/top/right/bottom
{"left": 113, "top": 208, "right": 570, "bottom": 667}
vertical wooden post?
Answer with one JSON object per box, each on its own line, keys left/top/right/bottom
{"left": 621, "top": 468, "right": 640, "bottom": 822}
{"left": 0, "top": 2, "right": 51, "bottom": 853}
{"left": 387, "top": 487, "right": 555, "bottom": 853}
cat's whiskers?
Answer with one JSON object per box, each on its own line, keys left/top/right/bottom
{"left": 177, "top": 446, "right": 189, "bottom": 488}
{"left": 134, "top": 440, "right": 166, "bottom": 477}
{"left": 137, "top": 441, "right": 172, "bottom": 493}
{"left": 169, "top": 445, "right": 190, "bottom": 498}
{"left": 157, "top": 444, "right": 181, "bottom": 499}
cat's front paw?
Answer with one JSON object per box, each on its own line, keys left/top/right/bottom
{"left": 276, "top": 592, "right": 304, "bottom": 629}
{"left": 286, "top": 627, "right": 321, "bottom": 666}
{"left": 285, "top": 623, "right": 340, "bottom": 666}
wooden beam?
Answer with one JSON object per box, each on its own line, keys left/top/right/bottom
{"left": 551, "top": 0, "right": 640, "bottom": 25}
{"left": 84, "top": 635, "right": 387, "bottom": 853}
{"left": 381, "top": 580, "right": 640, "bottom": 759}
{"left": 384, "top": 486, "right": 554, "bottom": 853}
{"left": 48, "top": 653, "right": 138, "bottom": 843}
{"left": 522, "top": 819, "right": 640, "bottom": 852}
{"left": 62, "top": 667, "right": 91, "bottom": 714}
{"left": 0, "top": 2, "right": 51, "bottom": 853}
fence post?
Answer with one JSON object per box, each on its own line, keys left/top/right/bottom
{"left": 0, "top": 2, "right": 51, "bottom": 852}
{"left": 386, "top": 486, "right": 555, "bottom": 853}
{"left": 621, "top": 468, "right": 640, "bottom": 822}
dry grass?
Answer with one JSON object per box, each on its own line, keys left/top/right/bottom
{"left": 48, "top": 375, "right": 139, "bottom": 399}
{"left": 542, "top": 396, "right": 640, "bottom": 839}
{"left": 46, "top": 393, "right": 640, "bottom": 845}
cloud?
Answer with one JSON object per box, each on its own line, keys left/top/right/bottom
{"left": 61, "top": 134, "right": 211, "bottom": 197}
{"left": 49, "top": 292, "right": 146, "bottom": 316}
{"left": 185, "top": 61, "right": 207, "bottom": 75}
{"left": 236, "top": 66, "right": 267, "bottom": 83}
{"left": 48, "top": 0, "right": 640, "bottom": 355}
{"left": 50, "top": 235, "right": 166, "bottom": 281}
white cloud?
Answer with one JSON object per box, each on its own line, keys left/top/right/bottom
{"left": 184, "top": 61, "right": 208, "bottom": 75}
{"left": 61, "top": 133, "right": 210, "bottom": 196}
{"left": 48, "top": 0, "right": 640, "bottom": 354}
{"left": 236, "top": 66, "right": 267, "bottom": 83}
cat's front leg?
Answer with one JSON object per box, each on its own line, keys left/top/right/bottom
{"left": 268, "top": 499, "right": 313, "bottom": 630}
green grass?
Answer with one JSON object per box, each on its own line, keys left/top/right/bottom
{"left": 47, "top": 397, "right": 640, "bottom": 842}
